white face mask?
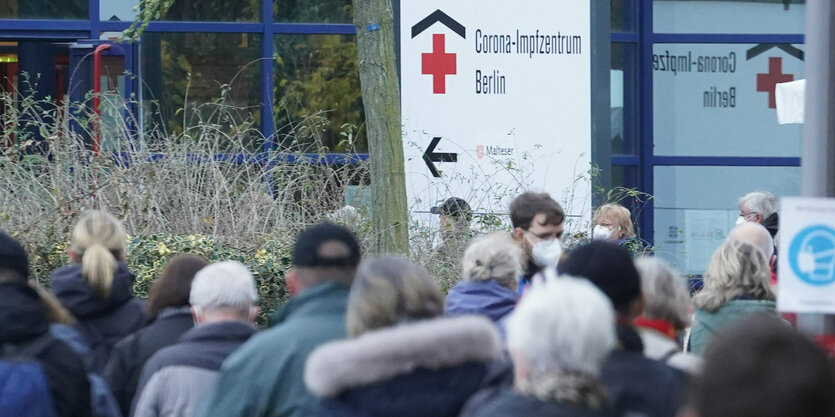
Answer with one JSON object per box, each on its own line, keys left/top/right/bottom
{"left": 529, "top": 237, "right": 563, "bottom": 269}
{"left": 592, "top": 225, "right": 612, "bottom": 241}
{"left": 735, "top": 216, "right": 747, "bottom": 225}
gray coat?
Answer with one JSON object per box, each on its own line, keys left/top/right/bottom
{"left": 132, "top": 321, "right": 256, "bottom": 417}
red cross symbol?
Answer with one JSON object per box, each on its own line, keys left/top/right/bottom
{"left": 756, "top": 57, "right": 794, "bottom": 109}
{"left": 422, "top": 34, "right": 456, "bottom": 94}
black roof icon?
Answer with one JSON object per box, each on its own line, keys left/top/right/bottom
{"left": 411, "top": 9, "right": 466, "bottom": 39}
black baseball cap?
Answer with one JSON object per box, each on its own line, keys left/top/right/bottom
{"left": 558, "top": 240, "right": 641, "bottom": 312}
{"left": 0, "top": 231, "right": 30, "bottom": 280}
{"left": 430, "top": 197, "right": 472, "bottom": 220}
{"left": 292, "top": 222, "right": 361, "bottom": 268}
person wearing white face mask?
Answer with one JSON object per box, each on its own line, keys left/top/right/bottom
{"left": 592, "top": 203, "right": 650, "bottom": 256}
{"left": 509, "top": 192, "right": 566, "bottom": 294}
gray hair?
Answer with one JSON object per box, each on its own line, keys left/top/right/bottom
{"left": 728, "top": 222, "right": 774, "bottom": 259}
{"left": 507, "top": 276, "right": 616, "bottom": 377}
{"left": 190, "top": 261, "right": 258, "bottom": 315}
{"left": 346, "top": 256, "right": 444, "bottom": 337}
{"left": 462, "top": 232, "right": 523, "bottom": 289}
{"left": 634, "top": 257, "right": 691, "bottom": 329}
{"left": 693, "top": 240, "right": 775, "bottom": 313}
{"left": 739, "top": 191, "right": 778, "bottom": 217}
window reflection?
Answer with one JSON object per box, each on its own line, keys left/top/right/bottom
{"left": 273, "top": 34, "right": 366, "bottom": 152}
{"left": 274, "top": 0, "right": 353, "bottom": 23}
{"left": 0, "top": 0, "right": 87, "bottom": 19}
{"left": 653, "top": 0, "right": 805, "bottom": 34}
{"left": 611, "top": 0, "right": 635, "bottom": 32}
{"left": 161, "top": 0, "right": 259, "bottom": 22}
{"left": 141, "top": 32, "right": 263, "bottom": 148}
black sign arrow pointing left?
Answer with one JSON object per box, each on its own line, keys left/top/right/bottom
{"left": 422, "top": 136, "right": 458, "bottom": 178}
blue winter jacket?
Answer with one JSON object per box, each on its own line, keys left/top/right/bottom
{"left": 445, "top": 279, "right": 518, "bottom": 323}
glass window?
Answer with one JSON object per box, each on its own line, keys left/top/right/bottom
{"left": 653, "top": 43, "right": 804, "bottom": 157}
{"left": 653, "top": 0, "right": 805, "bottom": 34}
{"left": 611, "top": 42, "right": 636, "bottom": 155}
{"left": 100, "top": 0, "right": 138, "bottom": 21}
{"left": 653, "top": 165, "right": 800, "bottom": 275}
{"left": 611, "top": 0, "right": 636, "bottom": 32}
{"left": 141, "top": 33, "right": 263, "bottom": 148}
{"left": 0, "top": 0, "right": 87, "bottom": 19}
{"left": 274, "top": 0, "right": 353, "bottom": 23}
{"left": 160, "top": 0, "right": 259, "bottom": 21}
{"left": 273, "top": 34, "right": 366, "bottom": 152}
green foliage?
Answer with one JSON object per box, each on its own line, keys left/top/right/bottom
{"left": 122, "top": 0, "right": 177, "bottom": 42}
{"left": 274, "top": 34, "right": 366, "bottom": 152}
{"left": 28, "top": 233, "right": 292, "bottom": 327}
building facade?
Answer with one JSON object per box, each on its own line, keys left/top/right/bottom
{"left": 0, "top": 0, "right": 806, "bottom": 274}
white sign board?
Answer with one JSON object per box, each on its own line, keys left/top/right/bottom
{"left": 778, "top": 197, "right": 835, "bottom": 313}
{"left": 400, "top": 1, "right": 592, "bottom": 228}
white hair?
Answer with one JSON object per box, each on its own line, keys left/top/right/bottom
{"left": 462, "top": 232, "right": 523, "bottom": 289}
{"left": 739, "top": 192, "right": 778, "bottom": 217}
{"left": 728, "top": 222, "right": 774, "bottom": 259}
{"left": 190, "top": 261, "right": 258, "bottom": 314}
{"left": 506, "top": 277, "right": 616, "bottom": 376}
{"left": 634, "top": 257, "right": 691, "bottom": 329}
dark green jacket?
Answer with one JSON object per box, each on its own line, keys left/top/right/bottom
{"left": 193, "top": 281, "right": 351, "bottom": 417}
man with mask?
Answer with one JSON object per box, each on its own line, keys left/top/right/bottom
{"left": 737, "top": 191, "right": 779, "bottom": 239}
{"left": 509, "top": 191, "right": 565, "bottom": 293}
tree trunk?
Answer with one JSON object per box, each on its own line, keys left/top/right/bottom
{"left": 353, "top": 0, "right": 409, "bottom": 255}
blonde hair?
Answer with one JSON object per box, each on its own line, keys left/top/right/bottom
{"left": 592, "top": 203, "right": 635, "bottom": 239}
{"left": 71, "top": 210, "right": 126, "bottom": 298}
{"left": 693, "top": 240, "right": 774, "bottom": 313}
{"left": 346, "top": 256, "right": 444, "bottom": 337}
{"left": 461, "top": 232, "right": 522, "bottom": 289}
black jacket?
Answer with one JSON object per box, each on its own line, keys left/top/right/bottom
{"left": 0, "top": 282, "right": 92, "bottom": 417}
{"left": 460, "top": 386, "right": 616, "bottom": 417}
{"left": 601, "top": 325, "right": 687, "bottom": 417}
{"left": 52, "top": 262, "right": 146, "bottom": 373}
{"left": 103, "top": 307, "right": 194, "bottom": 416}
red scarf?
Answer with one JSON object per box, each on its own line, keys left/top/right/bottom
{"left": 634, "top": 317, "right": 677, "bottom": 340}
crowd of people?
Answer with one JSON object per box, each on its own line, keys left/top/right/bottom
{"left": 1, "top": 189, "right": 833, "bottom": 417}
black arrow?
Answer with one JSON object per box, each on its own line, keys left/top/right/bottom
{"left": 423, "top": 136, "right": 457, "bottom": 178}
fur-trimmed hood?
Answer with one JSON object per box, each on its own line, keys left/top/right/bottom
{"left": 305, "top": 315, "right": 502, "bottom": 398}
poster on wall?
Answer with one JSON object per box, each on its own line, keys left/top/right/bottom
{"left": 399, "top": 1, "right": 592, "bottom": 230}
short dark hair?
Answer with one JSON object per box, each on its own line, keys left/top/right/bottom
{"left": 431, "top": 197, "right": 473, "bottom": 223}
{"left": 691, "top": 315, "right": 835, "bottom": 417}
{"left": 147, "top": 254, "right": 209, "bottom": 320}
{"left": 0, "top": 231, "right": 29, "bottom": 280}
{"left": 509, "top": 192, "right": 565, "bottom": 231}
{"left": 558, "top": 241, "right": 641, "bottom": 314}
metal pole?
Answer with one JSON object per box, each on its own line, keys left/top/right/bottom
{"left": 796, "top": 0, "right": 835, "bottom": 335}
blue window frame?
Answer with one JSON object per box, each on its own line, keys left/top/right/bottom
{"left": 611, "top": 0, "right": 804, "bottom": 251}
{"left": 0, "top": 0, "right": 367, "bottom": 159}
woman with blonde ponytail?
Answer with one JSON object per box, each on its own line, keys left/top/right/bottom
{"left": 51, "top": 210, "right": 146, "bottom": 373}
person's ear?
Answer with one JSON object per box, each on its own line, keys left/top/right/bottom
{"left": 286, "top": 269, "right": 299, "bottom": 296}
{"left": 68, "top": 248, "right": 80, "bottom": 263}
{"left": 512, "top": 228, "right": 525, "bottom": 243}
{"left": 191, "top": 306, "right": 203, "bottom": 325}
{"left": 248, "top": 306, "right": 260, "bottom": 323}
